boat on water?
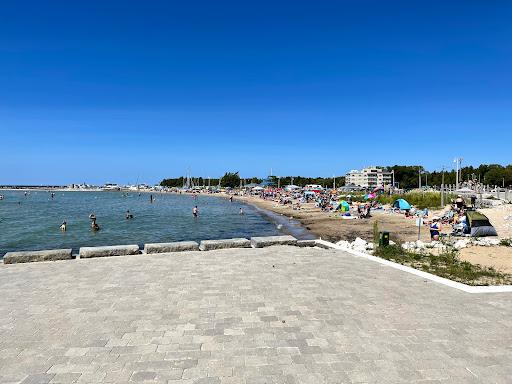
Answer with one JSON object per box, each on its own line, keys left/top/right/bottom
{"left": 102, "top": 183, "right": 120, "bottom": 191}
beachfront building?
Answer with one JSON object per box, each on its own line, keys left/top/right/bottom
{"left": 345, "top": 167, "right": 393, "bottom": 188}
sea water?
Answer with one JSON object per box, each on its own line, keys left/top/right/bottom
{"left": 0, "top": 191, "right": 293, "bottom": 257}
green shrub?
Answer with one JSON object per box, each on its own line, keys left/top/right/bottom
{"left": 500, "top": 238, "right": 512, "bottom": 247}
{"left": 377, "top": 192, "right": 455, "bottom": 209}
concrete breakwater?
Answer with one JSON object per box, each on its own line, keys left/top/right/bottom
{"left": 3, "top": 235, "right": 320, "bottom": 264}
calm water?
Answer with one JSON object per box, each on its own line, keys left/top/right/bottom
{"left": 0, "top": 191, "right": 296, "bottom": 257}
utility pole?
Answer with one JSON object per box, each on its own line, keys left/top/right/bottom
{"left": 454, "top": 157, "right": 463, "bottom": 190}
{"left": 441, "top": 167, "right": 445, "bottom": 207}
{"left": 333, "top": 174, "right": 336, "bottom": 190}
{"left": 419, "top": 167, "right": 422, "bottom": 189}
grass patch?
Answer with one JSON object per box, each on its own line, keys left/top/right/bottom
{"left": 377, "top": 192, "right": 455, "bottom": 209}
{"left": 499, "top": 238, "right": 512, "bottom": 247}
{"left": 374, "top": 244, "right": 512, "bottom": 286}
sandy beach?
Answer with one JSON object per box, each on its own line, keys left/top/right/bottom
{"left": 231, "top": 194, "right": 434, "bottom": 243}
{"left": 230, "top": 193, "right": 512, "bottom": 274}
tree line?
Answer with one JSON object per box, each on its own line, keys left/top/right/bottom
{"left": 160, "top": 164, "right": 512, "bottom": 190}
{"left": 160, "top": 173, "right": 345, "bottom": 189}
{"left": 389, "top": 164, "right": 512, "bottom": 189}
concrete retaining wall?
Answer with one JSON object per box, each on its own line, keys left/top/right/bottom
{"left": 251, "top": 235, "right": 298, "bottom": 248}
{"left": 79, "top": 245, "right": 140, "bottom": 259}
{"left": 199, "top": 238, "right": 251, "bottom": 251}
{"left": 3, "top": 249, "right": 73, "bottom": 264}
{"left": 144, "top": 241, "right": 199, "bottom": 254}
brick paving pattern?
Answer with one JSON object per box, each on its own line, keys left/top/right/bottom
{"left": 0, "top": 246, "right": 511, "bottom": 383}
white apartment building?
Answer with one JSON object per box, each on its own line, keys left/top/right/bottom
{"left": 345, "top": 167, "right": 393, "bottom": 188}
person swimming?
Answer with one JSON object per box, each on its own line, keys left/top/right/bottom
{"left": 91, "top": 220, "right": 100, "bottom": 231}
{"left": 89, "top": 214, "right": 100, "bottom": 231}
{"left": 126, "top": 210, "right": 134, "bottom": 219}
{"left": 60, "top": 221, "right": 67, "bottom": 231}
{"left": 192, "top": 206, "right": 198, "bottom": 217}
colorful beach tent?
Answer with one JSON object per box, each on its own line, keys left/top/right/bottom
{"left": 466, "top": 211, "right": 498, "bottom": 237}
{"left": 339, "top": 200, "right": 350, "bottom": 212}
{"left": 393, "top": 198, "right": 411, "bottom": 210}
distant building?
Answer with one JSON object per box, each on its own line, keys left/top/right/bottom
{"left": 345, "top": 167, "right": 393, "bottom": 188}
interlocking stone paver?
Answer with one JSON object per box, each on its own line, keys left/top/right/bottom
{"left": 1, "top": 246, "right": 511, "bottom": 383}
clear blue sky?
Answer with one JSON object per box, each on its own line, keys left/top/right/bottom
{"left": 1, "top": 1, "right": 511, "bottom": 185}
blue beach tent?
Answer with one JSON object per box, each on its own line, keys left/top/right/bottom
{"left": 393, "top": 198, "right": 411, "bottom": 210}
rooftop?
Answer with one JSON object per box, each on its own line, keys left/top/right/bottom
{"left": 1, "top": 246, "right": 511, "bottom": 383}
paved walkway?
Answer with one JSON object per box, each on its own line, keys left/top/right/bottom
{"left": 0, "top": 246, "right": 511, "bottom": 384}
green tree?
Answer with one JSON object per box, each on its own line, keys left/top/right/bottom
{"left": 220, "top": 172, "right": 241, "bottom": 188}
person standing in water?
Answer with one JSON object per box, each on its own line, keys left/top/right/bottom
{"left": 89, "top": 214, "right": 100, "bottom": 231}
{"left": 60, "top": 221, "right": 67, "bottom": 231}
{"left": 150, "top": 194, "right": 154, "bottom": 203}
{"left": 239, "top": 207, "right": 244, "bottom": 215}
{"left": 126, "top": 210, "right": 134, "bottom": 219}
{"left": 192, "top": 206, "right": 198, "bottom": 218}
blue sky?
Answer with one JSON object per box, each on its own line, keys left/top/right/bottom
{"left": 1, "top": 1, "right": 511, "bottom": 185}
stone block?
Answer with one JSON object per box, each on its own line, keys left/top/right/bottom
{"left": 144, "top": 241, "right": 199, "bottom": 254}
{"left": 250, "top": 235, "right": 297, "bottom": 248}
{"left": 79, "top": 245, "right": 140, "bottom": 259}
{"left": 3, "top": 249, "right": 73, "bottom": 264}
{"left": 199, "top": 238, "right": 250, "bottom": 251}
{"left": 297, "top": 239, "right": 317, "bottom": 247}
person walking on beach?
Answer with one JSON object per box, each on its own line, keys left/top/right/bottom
{"left": 192, "top": 206, "right": 199, "bottom": 218}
